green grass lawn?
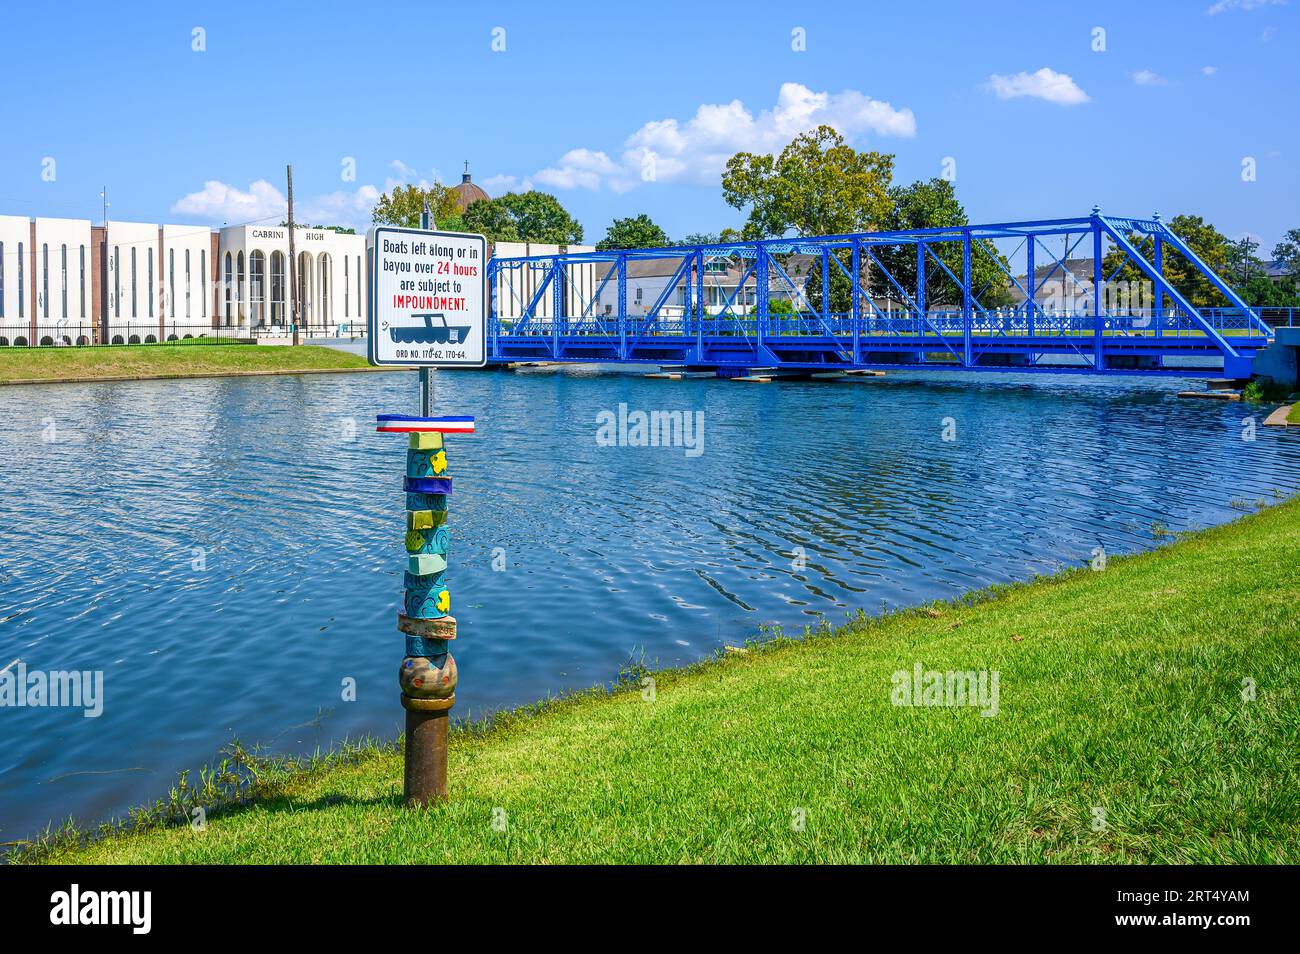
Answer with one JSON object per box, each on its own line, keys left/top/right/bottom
{"left": 1289, "top": 404, "right": 1300, "bottom": 424}
{"left": 0, "top": 343, "right": 372, "bottom": 383}
{"left": 28, "top": 500, "right": 1300, "bottom": 865}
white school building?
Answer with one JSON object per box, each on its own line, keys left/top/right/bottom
{"left": 0, "top": 215, "right": 368, "bottom": 345}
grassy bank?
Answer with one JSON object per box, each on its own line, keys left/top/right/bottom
{"left": 0, "top": 344, "right": 374, "bottom": 384}
{"left": 29, "top": 500, "right": 1300, "bottom": 864}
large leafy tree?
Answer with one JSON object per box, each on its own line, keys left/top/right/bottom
{"left": 462, "top": 191, "right": 583, "bottom": 245}
{"left": 1100, "top": 213, "right": 1231, "bottom": 308}
{"left": 1238, "top": 270, "right": 1300, "bottom": 307}
{"left": 461, "top": 199, "right": 521, "bottom": 242}
{"left": 371, "top": 183, "right": 463, "bottom": 229}
{"left": 1272, "top": 228, "right": 1300, "bottom": 286}
{"left": 862, "top": 178, "right": 1013, "bottom": 310}
{"left": 722, "top": 125, "right": 894, "bottom": 239}
{"left": 1225, "top": 236, "right": 1263, "bottom": 285}
{"left": 595, "top": 213, "right": 670, "bottom": 251}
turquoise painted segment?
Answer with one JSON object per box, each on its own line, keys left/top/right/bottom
{"left": 406, "top": 492, "right": 449, "bottom": 512}
{"left": 404, "top": 585, "right": 449, "bottom": 619}
{"left": 405, "top": 635, "right": 449, "bottom": 657}
{"left": 405, "top": 526, "right": 450, "bottom": 555}
{"left": 404, "top": 571, "right": 449, "bottom": 619}
{"left": 407, "top": 447, "right": 449, "bottom": 478}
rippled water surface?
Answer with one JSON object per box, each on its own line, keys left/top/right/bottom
{"left": 2, "top": 367, "right": 1298, "bottom": 840}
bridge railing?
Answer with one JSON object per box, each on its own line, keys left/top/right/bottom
{"left": 490, "top": 306, "right": 1279, "bottom": 343}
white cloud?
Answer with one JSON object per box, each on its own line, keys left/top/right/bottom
{"left": 1201, "top": 65, "right": 1219, "bottom": 75}
{"left": 482, "top": 173, "right": 529, "bottom": 194}
{"left": 494, "top": 82, "right": 917, "bottom": 193}
{"left": 171, "top": 179, "right": 286, "bottom": 223}
{"left": 297, "top": 184, "right": 381, "bottom": 225}
{"left": 987, "top": 67, "right": 1089, "bottom": 105}
{"left": 1132, "top": 69, "right": 1169, "bottom": 86}
{"left": 1206, "top": 0, "right": 1286, "bottom": 14}
{"left": 533, "top": 149, "right": 623, "bottom": 191}
{"left": 171, "top": 160, "right": 458, "bottom": 230}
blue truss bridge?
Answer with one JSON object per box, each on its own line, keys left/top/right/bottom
{"left": 486, "top": 210, "right": 1281, "bottom": 378}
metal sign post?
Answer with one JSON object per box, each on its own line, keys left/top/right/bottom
{"left": 368, "top": 207, "right": 487, "bottom": 805}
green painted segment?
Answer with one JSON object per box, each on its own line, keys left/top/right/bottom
{"left": 409, "top": 431, "right": 444, "bottom": 451}
{"left": 406, "top": 509, "right": 448, "bottom": 531}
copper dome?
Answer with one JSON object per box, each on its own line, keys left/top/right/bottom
{"left": 452, "top": 162, "right": 490, "bottom": 211}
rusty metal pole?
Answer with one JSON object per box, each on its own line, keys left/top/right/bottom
{"left": 403, "top": 702, "right": 449, "bottom": 803}
{"left": 403, "top": 199, "right": 448, "bottom": 806}
{"left": 375, "top": 201, "right": 473, "bottom": 806}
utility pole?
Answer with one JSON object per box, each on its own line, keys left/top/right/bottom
{"left": 287, "top": 164, "right": 299, "bottom": 345}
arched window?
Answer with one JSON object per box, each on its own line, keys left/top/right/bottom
{"left": 42, "top": 243, "right": 49, "bottom": 319}
{"left": 269, "top": 251, "right": 285, "bottom": 324}
{"left": 344, "top": 254, "right": 349, "bottom": 317}
{"left": 185, "top": 249, "right": 192, "bottom": 318}
{"left": 356, "top": 255, "right": 362, "bottom": 317}
{"left": 200, "top": 249, "right": 207, "bottom": 318}
{"left": 113, "top": 245, "right": 120, "bottom": 319}
{"left": 130, "top": 247, "right": 138, "bottom": 318}
{"left": 319, "top": 253, "right": 331, "bottom": 325}
{"left": 237, "top": 251, "right": 246, "bottom": 322}
{"left": 147, "top": 250, "right": 154, "bottom": 317}
{"left": 60, "top": 244, "right": 67, "bottom": 318}
{"left": 79, "top": 245, "right": 86, "bottom": 317}
{"left": 296, "top": 251, "right": 311, "bottom": 327}
{"left": 224, "top": 252, "right": 233, "bottom": 324}
{"left": 249, "top": 250, "right": 266, "bottom": 325}
{"left": 168, "top": 248, "right": 175, "bottom": 320}
{"left": 17, "top": 242, "right": 24, "bottom": 318}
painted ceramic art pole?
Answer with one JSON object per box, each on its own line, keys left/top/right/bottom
{"left": 376, "top": 412, "right": 476, "bottom": 805}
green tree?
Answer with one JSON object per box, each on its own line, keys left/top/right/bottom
{"left": 1225, "top": 236, "right": 1263, "bottom": 285}
{"left": 676, "top": 232, "right": 720, "bottom": 246}
{"left": 461, "top": 199, "right": 520, "bottom": 242}
{"left": 595, "top": 213, "right": 670, "bottom": 250}
{"left": 847, "top": 178, "right": 1008, "bottom": 311}
{"left": 722, "top": 125, "right": 895, "bottom": 239}
{"left": 461, "top": 191, "right": 582, "bottom": 245}
{"left": 370, "top": 183, "right": 462, "bottom": 229}
{"left": 1238, "top": 270, "right": 1300, "bottom": 307}
{"left": 1272, "top": 228, "right": 1300, "bottom": 286}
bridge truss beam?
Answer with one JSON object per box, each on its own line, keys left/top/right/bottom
{"left": 485, "top": 211, "right": 1275, "bottom": 377}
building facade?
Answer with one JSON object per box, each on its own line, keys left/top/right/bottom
{"left": 216, "top": 225, "right": 368, "bottom": 332}
{"left": 0, "top": 215, "right": 368, "bottom": 345}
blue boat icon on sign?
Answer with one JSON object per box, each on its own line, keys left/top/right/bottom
{"left": 389, "top": 313, "right": 471, "bottom": 345}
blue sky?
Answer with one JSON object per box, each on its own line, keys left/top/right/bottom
{"left": 2, "top": 0, "right": 1297, "bottom": 249}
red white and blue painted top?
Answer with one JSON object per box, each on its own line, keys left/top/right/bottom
{"left": 376, "top": 415, "right": 476, "bottom": 434}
